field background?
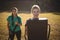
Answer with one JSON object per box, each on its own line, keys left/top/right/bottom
{"left": 0, "top": 12, "right": 60, "bottom": 40}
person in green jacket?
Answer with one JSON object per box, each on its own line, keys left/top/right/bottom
{"left": 7, "top": 7, "right": 22, "bottom": 40}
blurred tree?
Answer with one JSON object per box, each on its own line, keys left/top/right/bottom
{"left": 0, "top": 0, "right": 60, "bottom": 12}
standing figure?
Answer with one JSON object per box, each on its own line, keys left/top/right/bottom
{"left": 7, "top": 7, "right": 22, "bottom": 40}
{"left": 25, "top": 5, "right": 40, "bottom": 40}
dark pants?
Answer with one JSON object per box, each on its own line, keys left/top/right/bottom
{"left": 8, "top": 30, "right": 21, "bottom": 40}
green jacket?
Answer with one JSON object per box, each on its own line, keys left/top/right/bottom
{"left": 7, "top": 15, "right": 22, "bottom": 32}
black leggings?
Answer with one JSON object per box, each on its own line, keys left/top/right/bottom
{"left": 8, "top": 30, "right": 21, "bottom": 40}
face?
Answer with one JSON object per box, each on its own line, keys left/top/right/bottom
{"left": 32, "top": 8, "right": 39, "bottom": 17}
{"left": 12, "top": 9, "right": 17, "bottom": 16}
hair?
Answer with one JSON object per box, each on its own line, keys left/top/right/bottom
{"left": 11, "top": 7, "right": 18, "bottom": 25}
{"left": 31, "top": 5, "right": 41, "bottom": 13}
{"left": 11, "top": 7, "right": 18, "bottom": 13}
{"left": 11, "top": 7, "right": 18, "bottom": 16}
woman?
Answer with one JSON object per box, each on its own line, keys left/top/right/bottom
{"left": 25, "top": 5, "right": 41, "bottom": 40}
{"left": 7, "top": 7, "right": 22, "bottom": 40}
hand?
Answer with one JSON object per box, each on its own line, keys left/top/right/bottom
{"left": 15, "top": 22, "right": 18, "bottom": 25}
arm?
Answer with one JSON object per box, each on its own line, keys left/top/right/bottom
{"left": 25, "top": 20, "right": 29, "bottom": 34}
{"left": 7, "top": 16, "right": 10, "bottom": 30}
{"left": 25, "top": 26, "right": 28, "bottom": 34}
{"left": 25, "top": 25, "right": 28, "bottom": 40}
{"left": 7, "top": 21, "right": 10, "bottom": 31}
{"left": 16, "top": 17, "right": 22, "bottom": 26}
{"left": 15, "top": 22, "right": 22, "bottom": 26}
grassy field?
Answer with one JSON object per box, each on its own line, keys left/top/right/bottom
{"left": 0, "top": 12, "right": 60, "bottom": 40}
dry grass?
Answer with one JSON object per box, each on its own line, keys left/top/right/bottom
{"left": 0, "top": 12, "right": 60, "bottom": 40}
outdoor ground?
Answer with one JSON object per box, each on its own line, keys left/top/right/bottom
{"left": 0, "top": 12, "right": 60, "bottom": 40}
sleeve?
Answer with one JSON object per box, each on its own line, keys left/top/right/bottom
{"left": 18, "top": 17, "right": 22, "bottom": 24}
{"left": 7, "top": 16, "right": 10, "bottom": 22}
{"left": 25, "top": 20, "right": 29, "bottom": 26}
